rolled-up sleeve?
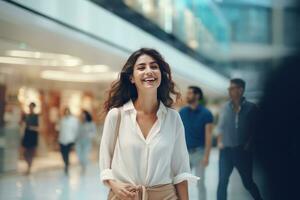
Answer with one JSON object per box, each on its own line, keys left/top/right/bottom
{"left": 171, "top": 113, "right": 200, "bottom": 184}
{"left": 99, "top": 108, "right": 118, "bottom": 184}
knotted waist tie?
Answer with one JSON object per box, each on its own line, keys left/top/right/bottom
{"left": 137, "top": 184, "right": 175, "bottom": 200}
{"left": 109, "top": 183, "right": 176, "bottom": 200}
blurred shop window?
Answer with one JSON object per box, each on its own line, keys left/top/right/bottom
{"left": 220, "top": 5, "right": 271, "bottom": 44}
{"left": 123, "top": 0, "right": 229, "bottom": 54}
{"left": 49, "top": 107, "right": 59, "bottom": 124}
{"left": 60, "top": 90, "right": 82, "bottom": 116}
{"left": 17, "top": 87, "right": 41, "bottom": 114}
{"left": 60, "top": 90, "right": 96, "bottom": 118}
{"left": 3, "top": 104, "right": 21, "bottom": 129}
{"left": 82, "top": 94, "right": 94, "bottom": 112}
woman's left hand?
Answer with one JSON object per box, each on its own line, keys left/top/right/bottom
{"left": 28, "top": 126, "right": 39, "bottom": 132}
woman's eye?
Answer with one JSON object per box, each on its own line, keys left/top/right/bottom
{"left": 151, "top": 65, "right": 159, "bottom": 69}
{"left": 137, "top": 66, "right": 145, "bottom": 70}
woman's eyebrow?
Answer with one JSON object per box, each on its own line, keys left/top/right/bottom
{"left": 150, "top": 61, "right": 158, "bottom": 65}
{"left": 136, "top": 61, "right": 158, "bottom": 66}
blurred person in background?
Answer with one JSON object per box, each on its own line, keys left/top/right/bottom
{"left": 75, "top": 110, "right": 97, "bottom": 174}
{"left": 216, "top": 78, "right": 263, "bottom": 200}
{"left": 179, "top": 86, "right": 213, "bottom": 200}
{"left": 21, "top": 102, "right": 39, "bottom": 175}
{"left": 59, "top": 108, "right": 79, "bottom": 175}
{"left": 254, "top": 52, "right": 300, "bottom": 200}
{"left": 99, "top": 48, "right": 198, "bottom": 200}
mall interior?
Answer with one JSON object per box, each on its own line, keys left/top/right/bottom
{"left": 0, "top": 0, "right": 299, "bottom": 200}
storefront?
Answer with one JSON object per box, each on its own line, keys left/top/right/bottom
{"left": 0, "top": 61, "right": 112, "bottom": 174}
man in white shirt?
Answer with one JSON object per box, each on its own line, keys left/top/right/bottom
{"left": 59, "top": 108, "right": 79, "bottom": 175}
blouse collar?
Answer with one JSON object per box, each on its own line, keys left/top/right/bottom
{"left": 123, "top": 99, "right": 167, "bottom": 115}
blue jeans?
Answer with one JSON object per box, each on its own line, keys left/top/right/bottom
{"left": 217, "top": 146, "right": 263, "bottom": 200}
{"left": 75, "top": 138, "right": 92, "bottom": 167}
{"left": 189, "top": 147, "right": 206, "bottom": 200}
{"left": 60, "top": 143, "right": 74, "bottom": 173}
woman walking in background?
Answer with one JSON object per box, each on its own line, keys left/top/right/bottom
{"left": 75, "top": 110, "right": 97, "bottom": 174}
{"left": 59, "top": 108, "right": 79, "bottom": 175}
{"left": 99, "top": 48, "right": 198, "bottom": 200}
{"left": 21, "top": 102, "right": 39, "bottom": 175}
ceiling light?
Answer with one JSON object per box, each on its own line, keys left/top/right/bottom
{"left": 6, "top": 50, "right": 79, "bottom": 60}
{"left": 40, "top": 70, "right": 118, "bottom": 82}
{"left": 5, "top": 50, "right": 82, "bottom": 66}
{"left": 0, "top": 56, "right": 82, "bottom": 67}
{"left": 0, "top": 56, "right": 30, "bottom": 65}
{"left": 81, "top": 65, "right": 109, "bottom": 73}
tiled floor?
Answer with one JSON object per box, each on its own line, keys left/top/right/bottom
{"left": 0, "top": 149, "right": 265, "bottom": 200}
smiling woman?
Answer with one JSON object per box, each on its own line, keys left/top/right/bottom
{"left": 100, "top": 48, "right": 198, "bottom": 200}
{"left": 103, "top": 48, "right": 180, "bottom": 113}
{"left": 130, "top": 54, "right": 162, "bottom": 92}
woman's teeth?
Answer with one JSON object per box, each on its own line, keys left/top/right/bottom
{"left": 144, "top": 78, "right": 155, "bottom": 82}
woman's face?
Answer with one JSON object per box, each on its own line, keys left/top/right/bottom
{"left": 29, "top": 105, "right": 35, "bottom": 113}
{"left": 131, "top": 54, "right": 162, "bottom": 92}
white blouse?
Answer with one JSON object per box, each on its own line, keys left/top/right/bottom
{"left": 99, "top": 100, "right": 199, "bottom": 187}
{"left": 59, "top": 115, "right": 79, "bottom": 145}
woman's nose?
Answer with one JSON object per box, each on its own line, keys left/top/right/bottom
{"left": 145, "top": 66, "right": 153, "bottom": 74}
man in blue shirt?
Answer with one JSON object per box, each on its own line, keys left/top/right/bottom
{"left": 179, "top": 86, "right": 213, "bottom": 200}
{"left": 216, "top": 78, "right": 263, "bottom": 200}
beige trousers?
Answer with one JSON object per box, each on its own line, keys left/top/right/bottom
{"left": 108, "top": 184, "right": 178, "bottom": 200}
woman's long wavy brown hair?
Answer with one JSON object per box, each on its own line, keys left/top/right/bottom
{"left": 103, "top": 48, "right": 181, "bottom": 113}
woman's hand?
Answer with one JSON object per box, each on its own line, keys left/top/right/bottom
{"left": 28, "top": 126, "right": 39, "bottom": 132}
{"left": 107, "top": 180, "right": 138, "bottom": 200}
{"left": 175, "top": 180, "right": 188, "bottom": 200}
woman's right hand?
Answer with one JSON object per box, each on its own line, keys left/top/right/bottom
{"left": 107, "top": 180, "right": 138, "bottom": 200}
